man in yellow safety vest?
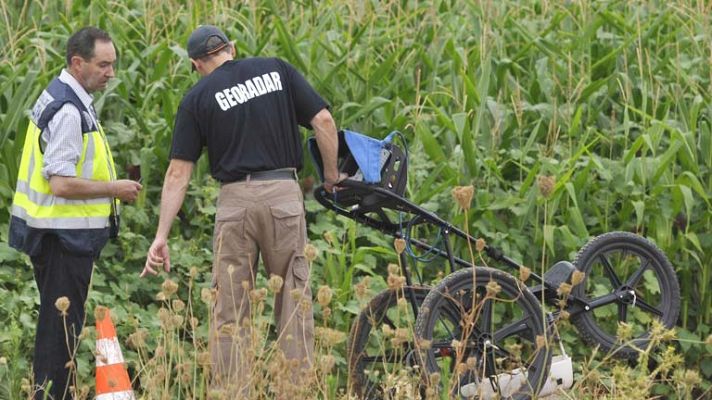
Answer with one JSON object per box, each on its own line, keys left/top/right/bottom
{"left": 8, "top": 26, "right": 141, "bottom": 399}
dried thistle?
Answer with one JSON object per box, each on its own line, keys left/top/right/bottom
{"left": 127, "top": 329, "right": 148, "bottom": 349}
{"left": 537, "top": 175, "right": 555, "bottom": 198}
{"left": 290, "top": 288, "right": 304, "bottom": 302}
{"left": 535, "top": 335, "right": 547, "bottom": 350}
{"left": 486, "top": 280, "right": 501, "bottom": 296}
{"left": 157, "top": 308, "right": 172, "bottom": 329}
{"left": 172, "top": 299, "right": 185, "bottom": 312}
{"left": 172, "top": 315, "right": 184, "bottom": 328}
{"left": 315, "top": 327, "right": 346, "bottom": 346}
{"left": 320, "top": 354, "right": 336, "bottom": 373}
{"left": 161, "top": 279, "right": 179, "bottom": 297}
{"left": 416, "top": 337, "right": 432, "bottom": 350}
{"left": 519, "top": 266, "right": 531, "bottom": 282}
{"left": 506, "top": 342, "right": 522, "bottom": 359}
{"left": 20, "top": 378, "right": 31, "bottom": 394}
{"left": 391, "top": 328, "right": 410, "bottom": 346}
{"left": 428, "top": 372, "right": 441, "bottom": 386}
{"left": 705, "top": 334, "right": 712, "bottom": 347}
{"left": 570, "top": 270, "right": 585, "bottom": 286}
{"left": 394, "top": 238, "right": 406, "bottom": 255}
{"left": 249, "top": 288, "right": 268, "bottom": 303}
{"left": 397, "top": 297, "right": 408, "bottom": 312}
{"left": 94, "top": 306, "right": 108, "bottom": 322}
{"left": 197, "top": 351, "right": 211, "bottom": 367}
{"left": 354, "top": 276, "right": 370, "bottom": 301}
{"left": 387, "top": 263, "right": 400, "bottom": 275}
{"left": 451, "top": 185, "right": 474, "bottom": 210}
{"left": 304, "top": 243, "right": 318, "bottom": 262}
{"left": 557, "top": 282, "right": 572, "bottom": 296}
{"left": 55, "top": 296, "right": 70, "bottom": 316}
{"left": 299, "top": 298, "right": 312, "bottom": 314}
{"left": 475, "top": 238, "right": 486, "bottom": 252}
{"left": 189, "top": 266, "right": 199, "bottom": 278}
{"left": 455, "top": 362, "right": 468, "bottom": 375}
{"left": 316, "top": 285, "right": 333, "bottom": 307}
{"left": 466, "top": 356, "right": 477, "bottom": 369}
{"left": 75, "top": 385, "right": 90, "bottom": 399}
{"left": 387, "top": 274, "right": 406, "bottom": 290}
{"left": 267, "top": 274, "right": 284, "bottom": 294}
{"left": 200, "top": 287, "right": 216, "bottom": 305}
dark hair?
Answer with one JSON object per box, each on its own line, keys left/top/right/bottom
{"left": 65, "top": 27, "right": 112, "bottom": 66}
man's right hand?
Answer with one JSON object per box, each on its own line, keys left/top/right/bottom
{"left": 142, "top": 237, "right": 171, "bottom": 277}
{"left": 111, "top": 180, "right": 142, "bottom": 202}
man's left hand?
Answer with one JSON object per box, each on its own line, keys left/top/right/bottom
{"left": 324, "top": 172, "right": 349, "bottom": 193}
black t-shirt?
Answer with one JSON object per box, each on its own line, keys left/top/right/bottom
{"left": 170, "top": 57, "right": 328, "bottom": 182}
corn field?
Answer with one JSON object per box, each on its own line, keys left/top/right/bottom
{"left": 0, "top": 0, "right": 710, "bottom": 398}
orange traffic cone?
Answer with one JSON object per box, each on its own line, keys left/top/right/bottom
{"left": 95, "top": 306, "right": 136, "bottom": 400}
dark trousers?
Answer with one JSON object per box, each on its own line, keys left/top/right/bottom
{"left": 30, "top": 235, "right": 94, "bottom": 400}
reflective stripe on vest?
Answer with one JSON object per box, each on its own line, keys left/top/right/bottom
{"left": 10, "top": 79, "right": 117, "bottom": 231}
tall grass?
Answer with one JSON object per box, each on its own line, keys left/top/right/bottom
{"left": 0, "top": 0, "right": 710, "bottom": 398}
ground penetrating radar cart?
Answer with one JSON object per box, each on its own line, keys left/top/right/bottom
{"left": 310, "top": 131, "right": 680, "bottom": 399}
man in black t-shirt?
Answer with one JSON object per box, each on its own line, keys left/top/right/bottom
{"left": 141, "top": 25, "right": 342, "bottom": 392}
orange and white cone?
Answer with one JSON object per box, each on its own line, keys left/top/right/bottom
{"left": 95, "top": 306, "right": 136, "bottom": 400}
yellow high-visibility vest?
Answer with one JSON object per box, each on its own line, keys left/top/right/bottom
{"left": 10, "top": 78, "right": 118, "bottom": 237}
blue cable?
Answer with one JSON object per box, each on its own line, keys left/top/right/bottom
{"left": 402, "top": 214, "right": 443, "bottom": 263}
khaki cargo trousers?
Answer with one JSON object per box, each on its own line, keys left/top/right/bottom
{"left": 209, "top": 176, "right": 313, "bottom": 391}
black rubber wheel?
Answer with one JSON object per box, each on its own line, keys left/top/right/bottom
{"left": 348, "top": 286, "right": 431, "bottom": 399}
{"left": 414, "top": 267, "right": 551, "bottom": 400}
{"left": 571, "top": 231, "right": 680, "bottom": 359}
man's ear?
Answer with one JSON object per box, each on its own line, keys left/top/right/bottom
{"left": 230, "top": 43, "right": 236, "bottom": 57}
{"left": 69, "top": 55, "right": 84, "bottom": 71}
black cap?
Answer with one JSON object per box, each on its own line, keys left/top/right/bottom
{"left": 186, "top": 25, "right": 229, "bottom": 59}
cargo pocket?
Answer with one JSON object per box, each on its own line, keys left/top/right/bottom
{"left": 291, "top": 254, "right": 311, "bottom": 318}
{"left": 270, "top": 201, "right": 304, "bottom": 250}
{"left": 214, "top": 206, "right": 247, "bottom": 254}
{"left": 292, "top": 254, "right": 310, "bottom": 282}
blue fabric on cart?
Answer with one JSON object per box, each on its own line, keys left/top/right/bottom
{"left": 343, "top": 130, "right": 396, "bottom": 183}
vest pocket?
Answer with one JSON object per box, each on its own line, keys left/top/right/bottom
{"left": 269, "top": 201, "right": 303, "bottom": 250}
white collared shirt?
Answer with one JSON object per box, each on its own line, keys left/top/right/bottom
{"left": 40, "top": 69, "right": 98, "bottom": 179}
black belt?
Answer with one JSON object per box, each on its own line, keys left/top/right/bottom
{"left": 234, "top": 169, "right": 297, "bottom": 182}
